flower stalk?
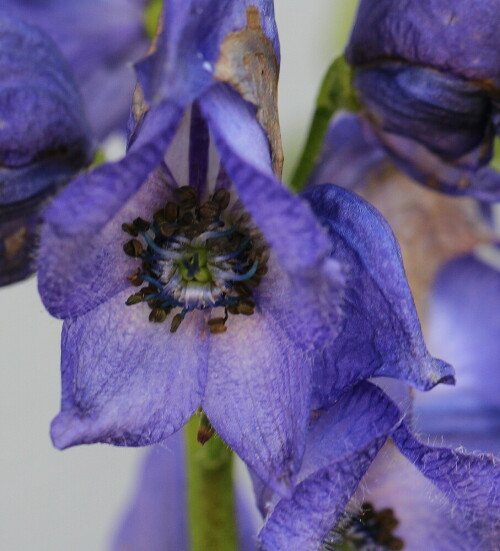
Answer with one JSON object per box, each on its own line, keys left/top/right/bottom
{"left": 185, "top": 414, "right": 238, "bottom": 551}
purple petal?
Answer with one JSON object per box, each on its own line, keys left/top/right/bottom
{"left": 38, "top": 101, "right": 184, "bottom": 318}
{"left": 50, "top": 290, "right": 208, "bottom": 449}
{"left": 199, "top": 84, "right": 345, "bottom": 350}
{"left": 202, "top": 263, "right": 313, "bottom": 494}
{"left": 136, "top": 0, "right": 279, "bottom": 108}
{"left": 375, "top": 125, "right": 500, "bottom": 200}
{"left": 355, "top": 63, "right": 492, "bottom": 159}
{"left": 258, "top": 382, "right": 401, "bottom": 551}
{"left": 415, "top": 253, "right": 500, "bottom": 453}
{"left": 347, "top": 0, "right": 500, "bottom": 86}
{"left": 111, "top": 434, "right": 189, "bottom": 551}
{"left": 0, "top": 14, "right": 92, "bottom": 202}
{"left": 301, "top": 184, "right": 454, "bottom": 408}
{"left": 393, "top": 423, "right": 500, "bottom": 549}
{"left": 309, "top": 111, "right": 387, "bottom": 191}
{"left": 3, "top": 0, "right": 149, "bottom": 138}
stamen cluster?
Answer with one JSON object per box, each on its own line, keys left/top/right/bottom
{"left": 323, "top": 502, "right": 404, "bottom": 551}
{"left": 122, "top": 185, "right": 268, "bottom": 334}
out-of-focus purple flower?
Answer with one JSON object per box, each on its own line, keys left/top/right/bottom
{"left": 37, "top": 1, "right": 452, "bottom": 495}
{"left": 110, "top": 431, "right": 259, "bottom": 551}
{"left": 338, "top": 433, "right": 499, "bottom": 551}
{"left": 415, "top": 250, "right": 500, "bottom": 455}
{"left": 0, "top": 14, "right": 93, "bottom": 285}
{"left": 3, "top": 0, "right": 150, "bottom": 139}
{"left": 344, "top": 0, "right": 500, "bottom": 201}
{"left": 256, "top": 382, "right": 499, "bottom": 551}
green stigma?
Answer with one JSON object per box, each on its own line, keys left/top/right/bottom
{"left": 178, "top": 248, "right": 213, "bottom": 283}
{"left": 143, "top": 0, "right": 163, "bottom": 39}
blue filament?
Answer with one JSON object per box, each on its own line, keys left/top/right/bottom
{"left": 227, "top": 261, "right": 259, "bottom": 281}
{"left": 140, "top": 274, "right": 164, "bottom": 291}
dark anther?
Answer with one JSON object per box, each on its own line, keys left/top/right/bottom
{"left": 126, "top": 293, "right": 143, "bottom": 306}
{"left": 127, "top": 269, "right": 143, "bottom": 286}
{"left": 174, "top": 186, "right": 197, "bottom": 208}
{"left": 149, "top": 308, "right": 167, "bottom": 323}
{"left": 121, "top": 222, "right": 139, "bottom": 237}
{"left": 207, "top": 317, "right": 227, "bottom": 334}
{"left": 153, "top": 208, "right": 167, "bottom": 224}
{"left": 256, "top": 265, "right": 268, "bottom": 276}
{"left": 179, "top": 211, "right": 194, "bottom": 225}
{"left": 170, "top": 313, "right": 183, "bottom": 333}
{"left": 237, "top": 298, "right": 255, "bottom": 315}
{"left": 213, "top": 188, "right": 230, "bottom": 210}
{"left": 140, "top": 285, "right": 158, "bottom": 297}
{"left": 158, "top": 222, "right": 176, "bottom": 237}
{"left": 209, "top": 323, "right": 227, "bottom": 334}
{"left": 147, "top": 298, "right": 162, "bottom": 309}
{"left": 197, "top": 412, "right": 215, "bottom": 445}
{"left": 227, "top": 305, "right": 240, "bottom": 315}
{"left": 123, "top": 239, "right": 144, "bottom": 257}
{"left": 199, "top": 200, "right": 219, "bottom": 220}
{"left": 245, "top": 275, "right": 261, "bottom": 287}
{"left": 234, "top": 283, "right": 252, "bottom": 297}
{"left": 164, "top": 201, "right": 178, "bottom": 222}
{"left": 132, "top": 217, "right": 150, "bottom": 232}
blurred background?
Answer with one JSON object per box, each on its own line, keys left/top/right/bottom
{"left": 0, "top": 2, "right": 358, "bottom": 550}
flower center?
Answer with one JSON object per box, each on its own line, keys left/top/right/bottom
{"left": 323, "top": 502, "right": 404, "bottom": 551}
{"left": 122, "top": 185, "right": 268, "bottom": 333}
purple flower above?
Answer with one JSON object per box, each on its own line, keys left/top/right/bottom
{"left": 38, "top": 0, "right": 451, "bottom": 496}
{"left": 257, "top": 383, "right": 499, "bottom": 551}
{"left": 0, "top": 14, "right": 93, "bottom": 285}
{"left": 339, "top": 432, "right": 499, "bottom": 551}
{"left": 2, "top": 0, "right": 150, "bottom": 139}
{"left": 345, "top": 0, "right": 500, "bottom": 200}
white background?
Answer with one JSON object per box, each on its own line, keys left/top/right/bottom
{"left": 0, "top": 2, "right": 357, "bottom": 549}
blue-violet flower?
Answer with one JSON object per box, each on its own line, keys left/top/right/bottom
{"left": 3, "top": 0, "right": 150, "bottom": 139}
{"left": 256, "top": 382, "right": 499, "bottom": 551}
{"left": 0, "top": 14, "right": 93, "bottom": 285}
{"left": 345, "top": 0, "right": 500, "bottom": 201}
{"left": 38, "top": 1, "right": 452, "bottom": 494}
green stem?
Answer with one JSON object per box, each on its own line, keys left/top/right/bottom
{"left": 185, "top": 415, "right": 238, "bottom": 551}
{"left": 289, "top": 55, "right": 360, "bottom": 193}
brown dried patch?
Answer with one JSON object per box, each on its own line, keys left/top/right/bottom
{"left": 131, "top": 15, "right": 164, "bottom": 128}
{"left": 359, "top": 167, "right": 493, "bottom": 323}
{"left": 215, "top": 6, "right": 283, "bottom": 177}
{"left": 4, "top": 226, "right": 27, "bottom": 260}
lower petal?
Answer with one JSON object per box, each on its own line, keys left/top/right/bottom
{"left": 51, "top": 290, "right": 208, "bottom": 448}
{"left": 202, "top": 308, "right": 312, "bottom": 496}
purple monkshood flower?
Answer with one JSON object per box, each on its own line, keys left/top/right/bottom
{"left": 343, "top": 0, "right": 500, "bottom": 201}
{"left": 0, "top": 14, "right": 93, "bottom": 285}
{"left": 110, "top": 431, "right": 259, "bottom": 551}
{"left": 256, "top": 382, "right": 499, "bottom": 551}
{"left": 37, "top": 0, "right": 452, "bottom": 494}
{"left": 3, "top": 0, "right": 150, "bottom": 139}
{"left": 415, "top": 250, "right": 500, "bottom": 455}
